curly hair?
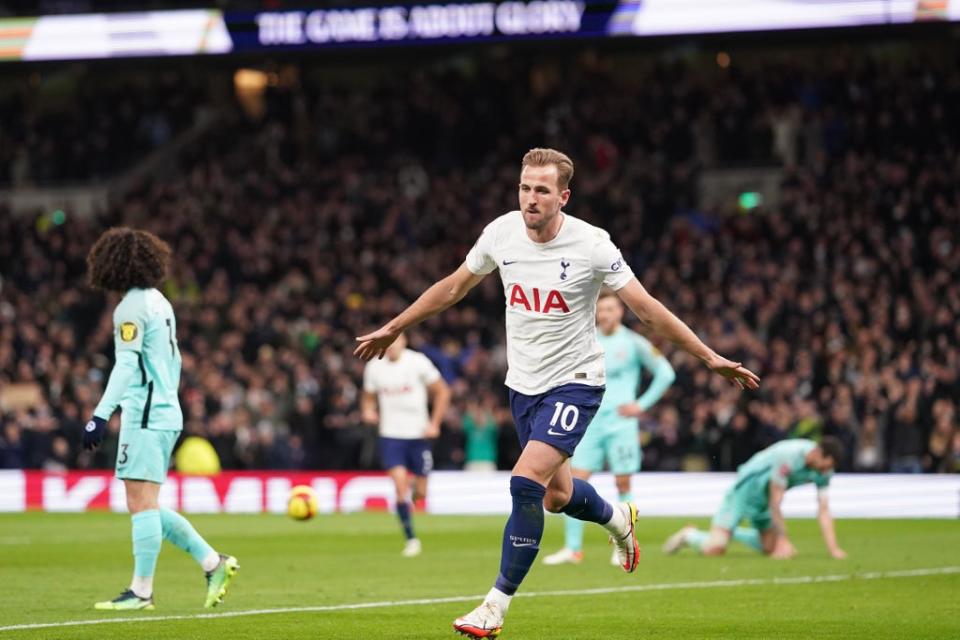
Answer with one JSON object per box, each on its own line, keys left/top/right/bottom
{"left": 86, "top": 227, "right": 172, "bottom": 292}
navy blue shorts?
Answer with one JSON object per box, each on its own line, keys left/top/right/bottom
{"left": 379, "top": 437, "right": 433, "bottom": 476}
{"left": 508, "top": 383, "right": 604, "bottom": 457}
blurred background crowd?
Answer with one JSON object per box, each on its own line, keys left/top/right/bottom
{"left": 1, "top": 40, "right": 958, "bottom": 474}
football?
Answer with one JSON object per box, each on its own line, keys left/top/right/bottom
{"left": 287, "top": 485, "right": 318, "bottom": 521}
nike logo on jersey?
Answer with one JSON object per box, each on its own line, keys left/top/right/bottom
{"left": 502, "top": 259, "right": 517, "bottom": 265}
{"left": 546, "top": 429, "right": 568, "bottom": 437}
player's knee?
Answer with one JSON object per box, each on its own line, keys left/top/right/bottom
{"left": 126, "top": 493, "right": 154, "bottom": 514}
{"left": 543, "top": 487, "right": 571, "bottom": 513}
{"left": 702, "top": 530, "right": 729, "bottom": 555}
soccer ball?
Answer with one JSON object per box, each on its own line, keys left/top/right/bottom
{"left": 287, "top": 485, "right": 318, "bottom": 521}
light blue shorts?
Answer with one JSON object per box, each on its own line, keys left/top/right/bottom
{"left": 570, "top": 413, "right": 641, "bottom": 475}
{"left": 115, "top": 429, "right": 180, "bottom": 484}
{"left": 711, "top": 487, "right": 773, "bottom": 532}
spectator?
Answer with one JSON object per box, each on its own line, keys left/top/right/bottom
{"left": 462, "top": 396, "right": 500, "bottom": 472}
{"left": 0, "top": 46, "right": 958, "bottom": 473}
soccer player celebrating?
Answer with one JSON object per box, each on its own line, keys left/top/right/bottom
{"left": 663, "top": 437, "right": 847, "bottom": 560}
{"left": 361, "top": 333, "right": 451, "bottom": 557}
{"left": 355, "top": 148, "right": 759, "bottom": 638}
{"left": 543, "top": 289, "right": 675, "bottom": 567}
{"left": 84, "top": 228, "right": 238, "bottom": 610}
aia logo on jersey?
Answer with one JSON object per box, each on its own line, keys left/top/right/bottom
{"left": 508, "top": 284, "right": 570, "bottom": 313}
{"left": 381, "top": 385, "right": 413, "bottom": 395}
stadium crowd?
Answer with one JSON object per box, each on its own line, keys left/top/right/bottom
{"left": 1, "top": 47, "right": 958, "bottom": 474}
{"left": 0, "top": 69, "right": 205, "bottom": 187}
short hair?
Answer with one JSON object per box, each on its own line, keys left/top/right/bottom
{"left": 86, "top": 227, "right": 172, "bottom": 292}
{"left": 522, "top": 148, "right": 575, "bottom": 190}
{"left": 598, "top": 287, "right": 620, "bottom": 301}
{"left": 818, "top": 435, "right": 845, "bottom": 466}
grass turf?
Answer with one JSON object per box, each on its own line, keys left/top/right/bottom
{"left": 0, "top": 512, "right": 957, "bottom": 639}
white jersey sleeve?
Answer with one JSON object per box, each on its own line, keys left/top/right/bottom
{"left": 465, "top": 219, "right": 500, "bottom": 275}
{"left": 416, "top": 353, "right": 442, "bottom": 385}
{"left": 590, "top": 229, "right": 633, "bottom": 290}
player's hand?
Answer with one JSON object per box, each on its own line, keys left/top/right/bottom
{"left": 617, "top": 403, "right": 643, "bottom": 418}
{"left": 425, "top": 422, "right": 441, "bottom": 439}
{"left": 354, "top": 326, "right": 400, "bottom": 361}
{"left": 361, "top": 410, "right": 379, "bottom": 426}
{"left": 771, "top": 537, "right": 797, "bottom": 560}
{"left": 829, "top": 547, "right": 847, "bottom": 560}
{"left": 706, "top": 354, "right": 761, "bottom": 390}
{"left": 82, "top": 416, "right": 107, "bottom": 451}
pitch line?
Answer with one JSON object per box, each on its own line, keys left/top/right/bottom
{"left": 1, "top": 566, "right": 957, "bottom": 633}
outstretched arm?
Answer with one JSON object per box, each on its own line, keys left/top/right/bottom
{"left": 817, "top": 491, "right": 847, "bottom": 559}
{"left": 354, "top": 263, "right": 486, "bottom": 361}
{"left": 615, "top": 278, "right": 760, "bottom": 389}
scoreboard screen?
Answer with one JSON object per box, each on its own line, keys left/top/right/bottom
{"left": 1, "top": 1, "right": 958, "bottom": 62}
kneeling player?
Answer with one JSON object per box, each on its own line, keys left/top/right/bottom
{"left": 664, "top": 437, "right": 847, "bottom": 559}
{"left": 362, "top": 333, "right": 451, "bottom": 557}
{"left": 84, "top": 228, "right": 238, "bottom": 610}
{"left": 543, "top": 290, "right": 675, "bottom": 566}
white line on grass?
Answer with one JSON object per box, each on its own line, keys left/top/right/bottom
{"left": 1, "top": 566, "right": 957, "bottom": 633}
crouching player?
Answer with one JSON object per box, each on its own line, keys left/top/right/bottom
{"left": 84, "top": 228, "right": 238, "bottom": 610}
{"left": 664, "top": 437, "right": 847, "bottom": 560}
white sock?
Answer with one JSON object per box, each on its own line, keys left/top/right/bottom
{"left": 130, "top": 575, "right": 153, "bottom": 599}
{"left": 201, "top": 551, "right": 221, "bottom": 573}
{"left": 602, "top": 503, "right": 627, "bottom": 537}
{"left": 486, "top": 587, "right": 512, "bottom": 612}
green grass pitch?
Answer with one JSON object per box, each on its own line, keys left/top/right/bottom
{"left": 0, "top": 512, "right": 957, "bottom": 639}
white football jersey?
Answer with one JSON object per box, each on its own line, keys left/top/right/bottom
{"left": 363, "top": 349, "right": 442, "bottom": 439}
{"left": 465, "top": 211, "right": 634, "bottom": 395}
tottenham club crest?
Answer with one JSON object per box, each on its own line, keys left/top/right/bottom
{"left": 560, "top": 258, "right": 571, "bottom": 280}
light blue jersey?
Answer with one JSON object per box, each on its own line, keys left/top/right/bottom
{"left": 597, "top": 326, "right": 675, "bottom": 415}
{"left": 94, "top": 288, "right": 183, "bottom": 431}
{"left": 734, "top": 439, "right": 832, "bottom": 499}
{"left": 713, "top": 439, "right": 832, "bottom": 531}
{"left": 571, "top": 325, "right": 675, "bottom": 474}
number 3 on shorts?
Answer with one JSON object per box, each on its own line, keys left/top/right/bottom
{"left": 549, "top": 402, "right": 580, "bottom": 432}
{"left": 118, "top": 443, "right": 129, "bottom": 465}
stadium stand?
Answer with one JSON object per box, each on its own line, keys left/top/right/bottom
{"left": 1, "top": 46, "right": 958, "bottom": 473}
